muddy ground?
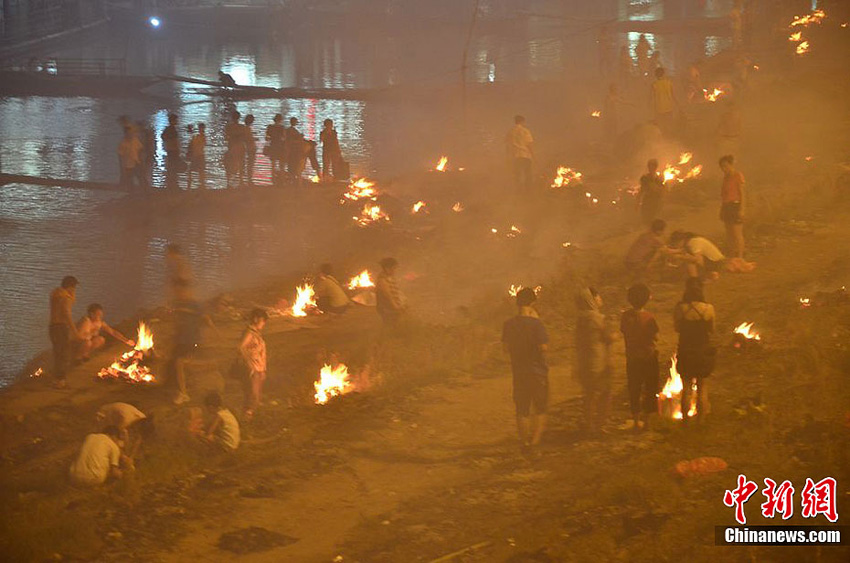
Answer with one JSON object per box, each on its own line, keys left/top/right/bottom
{"left": 2, "top": 32, "right": 850, "bottom": 563}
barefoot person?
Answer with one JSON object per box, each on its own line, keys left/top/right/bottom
{"left": 673, "top": 278, "right": 715, "bottom": 420}
{"left": 502, "top": 287, "right": 549, "bottom": 450}
{"left": 375, "top": 257, "right": 406, "bottom": 327}
{"left": 202, "top": 392, "right": 240, "bottom": 452}
{"left": 719, "top": 155, "right": 746, "bottom": 259}
{"left": 574, "top": 287, "right": 616, "bottom": 434}
{"left": 314, "top": 263, "right": 351, "bottom": 314}
{"left": 624, "top": 219, "right": 668, "bottom": 278}
{"left": 506, "top": 115, "right": 534, "bottom": 190}
{"left": 239, "top": 308, "right": 268, "bottom": 418}
{"left": 49, "top": 276, "right": 80, "bottom": 387}
{"left": 638, "top": 159, "right": 665, "bottom": 225}
{"left": 96, "top": 402, "right": 154, "bottom": 460}
{"left": 620, "top": 283, "right": 659, "bottom": 430}
{"left": 74, "top": 304, "right": 135, "bottom": 361}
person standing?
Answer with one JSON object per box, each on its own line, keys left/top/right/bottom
{"left": 224, "top": 111, "right": 246, "bottom": 188}
{"left": 265, "top": 114, "right": 286, "bottom": 182}
{"left": 187, "top": 123, "right": 207, "bottom": 190}
{"left": 638, "top": 159, "right": 666, "bottom": 224}
{"left": 375, "top": 257, "right": 406, "bottom": 327}
{"left": 673, "top": 278, "right": 715, "bottom": 420}
{"left": 502, "top": 287, "right": 549, "bottom": 451}
{"left": 620, "top": 283, "right": 659, "bottom": 430}
{"left": 719, "top": 155, "right": 746, "bottom": 259}
{"left": 161, "top": 113, "right": 182, "bottom": 191}
{"left": 49, "top": 276, "right": 80, "bottom": 388}
{"left": 505, "top": 115, "right": 534, "bottom": 189}
{"left": 635, "top": 34, "right": 651, "bottom": 76}
{"left": 136, "top": 120, "right": 154, "bottom": 188}
{"left": 650, "top": 67, "right": 677, "bottom": 136}
{"left": 320, "top": 118, "right": 343, "bottom": 182}
{"left": 117, "top": 125, "right": 143, "bottom": 190}
{"left": 244, "top": 114, "right": 257, "bottom": 185}
{"left": 574, "top": 287, "right": 616, "bottom": 434}
{"left": 285, "top": 117, "right": 306, "bottom": 183}
{"left": 239, "top": 309, "right": 268, "bottom": 418}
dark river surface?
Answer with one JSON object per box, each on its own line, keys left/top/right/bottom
{"left": 0, "top": 0, "right": 734, "bottom": 383}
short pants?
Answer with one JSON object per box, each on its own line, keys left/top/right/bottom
{"left": 720, "top": 201, "right": 742, "bottom": 225}
{"left": 513, "top": 374, "right": 549, "bottom": 417}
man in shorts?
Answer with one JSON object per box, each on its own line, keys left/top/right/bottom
{"left": 719, "top": 155, "right": 746, "bottom": 259}
{"left": 502, "top": 287, "right": 549, "bottom": 451}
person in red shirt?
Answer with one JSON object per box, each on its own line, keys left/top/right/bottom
{"left": 719, "top": 155, "right": 745, "bottom": 259}
{"left": 620, "top": 283, "right": 659, "bottom": 430}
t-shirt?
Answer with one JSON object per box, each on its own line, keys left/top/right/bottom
{"left": 240, "top": 327, "right": 267, "bottom": 373}
{"left": 97, "top": 402, "right": 146, "bottom": 430}
{"left": 502, "top": 315, "right": 548, "bottom": 377}
{"left": 620, "top": 309, "right": 659, "bottom": 360}
{"left": 69, "top": 433, "right": 120, "bottom": 486}
{"left": 506, "top": 124, "right": 534, "bottom": 159}
{"left": 49, "top": 287, "right": 75, "bottom": 326}
{"left": 624, "top": 232, "right": 663, "bottom": 269}
{"left": 721, "top": 171, "right": 744, "bottom": 203}
{"left": 314, "top": 275, "right": 350, "bottom": 309}
{"left": 639, "top": 173, "right": 665, "bottom": 205}
{"left": 686, "top": 237, "right": 725, "bottom": 262}
{"left": 651, "top": 77, "right": 675, "bottom": 115}
{"left": 215, "top": 409, "right": 240, "bottom": 451}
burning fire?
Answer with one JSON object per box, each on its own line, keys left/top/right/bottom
{"left": 790, "top": 9, "right": 825, "bottom": 28}
{"left": 561, "top": 241, "right": 572, "bottom": 248}
{"left": 411, "top": 201, "right": 427, "bottom": 214}
{"left": 97, "top": 322, "right": 155, "bottom": 383}
{"left": 348, "top": 270, "right": 375, "bottom": 290}
{"left": 550, "top": 166, "right": 583, "bottom": 189}
{"left": 703, "top": 88, "right": 725, "bottom": 102}
{"left": 354, "top": 204, "right": 390, "bottom": 227}
{"left": 310, "top": 175, "right": 320, "bottom": 183}
{"left": 452, "top": 202, "right": 465, "bottom": 213}
{"left": 590, "top": 110, "right": 601, "bottom": 118}
{"left": 507, "top": 225, "right": 522, "bottom": 238}
{"left": 508, "top": 284, "right": 542, "bottom": 297}
{"left": 796, "top": 41, "right": 810, "bottom": 55}
{"left": 662, "top": 165, "right": 680, "bottom": 184}
{"left": 733, "top": 322, "right": 761, "bottom": 341}
{"left": 435, "top": 156, "right": 448, "bottom": 172}
{"left": 290, "top": 284, "right": 319, "bottom": 317}
{"left": 788, "top": 31, "right": 802, "bottom": 42}
{"left": 678, "top": 152, "right": 693, "bottom": 165}
{"left": 343, "top": 178, "right": 378, "bottom": 201}
{"left": 799, "top": 297, "right": 811, "bottom": 308}
{"left": 658, "top": 355, "right": 697, "bottom": 420}
{"left": 662, "top": 154, "right": 702, "bottom": 184}
{"left": 30, "top": 367, "right": 43, "bottom": 378}
{"left": 314, "top": 363, "right": 352, "bottom": 405}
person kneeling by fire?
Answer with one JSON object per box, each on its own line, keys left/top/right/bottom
{"left": 96, "top": 402, "right": 155, "bottom": 466}
{"left": 74, "top": 303, "right": 135, "bottom": 362}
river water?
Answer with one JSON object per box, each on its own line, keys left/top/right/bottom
{"left": 0, "top": 0, "right": 734, "bottom": 383}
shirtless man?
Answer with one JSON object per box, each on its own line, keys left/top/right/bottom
{"left": 49, "top": 276, "right": 81, "bottom": 387}
{"left": 75, "top": 304, "right": 135, "bottom": 361}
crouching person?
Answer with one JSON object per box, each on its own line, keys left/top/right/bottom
{"left": 202, "top": 392, "right": 240, "bottom": 452}
{"left": 69, "top": 426, "right": 128, "bottom": 486}
{"left": 96, "top": 402, "right": 154, "bottom": 460}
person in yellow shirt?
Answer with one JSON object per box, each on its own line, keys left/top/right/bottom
{"left": 650, "top": 67, "right": 677, "bottom": 135}
{"left": 117, "top": 125, "right": 143, "bottom": 189}
{"left": 49, "top": 276, "right": 80, "bottom": 387}
{"left": 505, "top": 115, "right": 534, "bottom": 189}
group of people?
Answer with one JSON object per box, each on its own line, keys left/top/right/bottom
{"left": 117, "top": 109, "right": 348, "bottom": 191}
{"left": 503, "top": 273, "right": 717, "bottom": 452}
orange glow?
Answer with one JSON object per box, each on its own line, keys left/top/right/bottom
{"left": 733, "top": 322, "right": 761, "bottom": 341}
{"left": 343, "top": 178, "right": 378, "bottom": 201}
{"left": 796, "top": 41, "right": 810, "bottom": 55}
{"left": 590, "top": 110, "right": 601, "bottom": 118}
{"left": 452, "top": 202, "right": 465, "bottom": 213}
{"left": 508, "top": 284, "right": 542, "bottom": 297}
{"left": 314, "top": 363, "right": 353, "bottom": 404}
{"left": 550, "top": 166, "right": 583, "bottom": 189}
{"left": 290, "top": 284, "right": 319, "bottom": 317}
{"left": 97, "top": 322, "right": 156, "bottom": 383}
{"left": 348, "top": 270, "right": 375, "bottom": 290}
{"left": 411, "top": 201, "right": 427, "bottom": 214}
{"left": 435, "top": 156, "right": 449, "bottom": 172}
{"left": 703, "top": 87, "right": 725, "bottom": 102}
{"left": 788, "top": 31, "right": 803, "bottom": 41}
{"left": 353, "top": 204, "right": 390, "bottom": 227}
{"left": 657, "top": 354, "right": 697, "bottom": 420}
{"left": 790, "top": 9, "right": 825, "bottom": 28}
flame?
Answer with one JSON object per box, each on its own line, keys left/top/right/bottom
{"left": 507, "top": 225, "right": 522, "bottom": 238}
{"left": 733, "top": 322, "right": 761, "bottom": 340}
{"left": 290, "top": 284, "right": 318, "bottom": 317}
{"left": 30, "top": 367, "right": 43, "bottom": 378}
{"left": 804, "top": 156, "right": 813, "bottom": 161}
{"left": 796, "top": 41, "right": 810, "bottom": 55}
{"left": 561, "top": 242, "right": 572, "bottom": 248}
{"left": 590, "top": 110, "right": 601, "bottom": 118}
{"left": 662, "top": 165, "right": 681, "bottom": 184}
{"left": 790, "top": 9, "right": 825, "bottom": 27}
{"left": 314, "top": 363, "right": 352, "bottom": 404}
{"left": 97, "top": 322, "right": 156, "bottom": 383}
{"left": 683, "top": 165, "right": 703, "bottom": 179}
{"left": 752, "top": 64, "right": 760, "bottom": 70}
{"left": 799, "top": 297, "right": 811, "bottom": 308}
{"left": 658, "top": 355, "right": 697, "bottom": 420}
{"left": 310, "top": 175, "right": 321, "bottom": 183}
{"left": 343, "top": 178, "right": 378, "bottom": 201}
{"left": 678, "top": 152, "right": 693, "bottom": 165}
{"left": 551, "top": 166, "right": 583, "bottom": 189}
{"left": 354, "top": 204, "right": 390, "bottom": 227}
{"left": 411, "top": 201, "right": 427, "bottom": 214}
{"left": 435, "top": 156, "right": 448, "bottom": 172}
{"left": 788, "top": 31, "right": 803, "bottom": 41}
{"left": 348, "top": 270, "right": 375, "bottom": 290}
{"left": 508, "top": 284, "right": 542, "bottom": 297}
{"left": 703, "top": 88, "right": 725, "bottom": 102}
{"left": 452, "top": 202, "right": 465, "bottom": 213}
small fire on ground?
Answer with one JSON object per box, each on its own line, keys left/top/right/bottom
{"left": 314, "top": 363, "right": 353, "bottom": 405}
{"left": 658, "top": 354, "right": 697, "bottom": 420}
{"left": 590, "top": 110, "right": 601, "bottom": 118}
{"left": 97, "top": 322, "right": 156, "bottom": 383}
{"left": 733, "top": 322, "right": 761, "bottom": 347}
{"left": 348, "top": 270, "right": 375, "bottom": 290}
{"left": 411, "top": 201, "right": 427, "bottom": 214}
{"left": 550, "top": 166, "right": 583, "bottom": 189}
{"left": 353, "top": 204, "right": 390, "bottom": 227}
{"left": 343, "top": 178, "right": 378, "bottom": 202}
{"left": 290, "top": 284, "right": 320, "bottom": 317}
{"left": 662, "top": 152, "right": 703, "bottom": 184}
{"left": 434, "top": 156, "right": 448, "bottom": 172}
{"left": 703, "top": 88, "right": 725, "bottom": 102}
{"left": 452, "top": 202, "right": 465, "bottom": 213}
{"left": 508, "top": 284, "right": 542, "bottom": 297}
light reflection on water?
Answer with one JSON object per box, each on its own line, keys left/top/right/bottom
{"left": 0, "top": 1, "right": 736, "bottom": 382}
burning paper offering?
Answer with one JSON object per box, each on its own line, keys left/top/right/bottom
{"left": 733, "top": 322, "right": 761, "bottom": 348}
{"left": 657, "top": 355, "right": 697, "bottom": 420}
{"left": 434, "top": 156, "right": 448, "bottom": 172}
{"left": 343, "top": 178, "right": 378, "bottom": 202}
{"left": 289, "top": 284, "right": 320, "bottom": 317}
{"left": 550, "top": 166, "right": 583, "bottom": 189}
{"left": 314, "top": 363, "right": 353, "bottom": 405}
{"left": 97, "top": 322, "right": 156, "bottom": 383}
{"left": 354, "top": 204, "right": 390, "bottom": 227}
{"left": 348, "top": 270, "right": 375, "bottom": 290}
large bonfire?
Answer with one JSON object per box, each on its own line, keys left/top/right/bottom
{"left": 97, "top": 322, "right": 156, "bottom": 383}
